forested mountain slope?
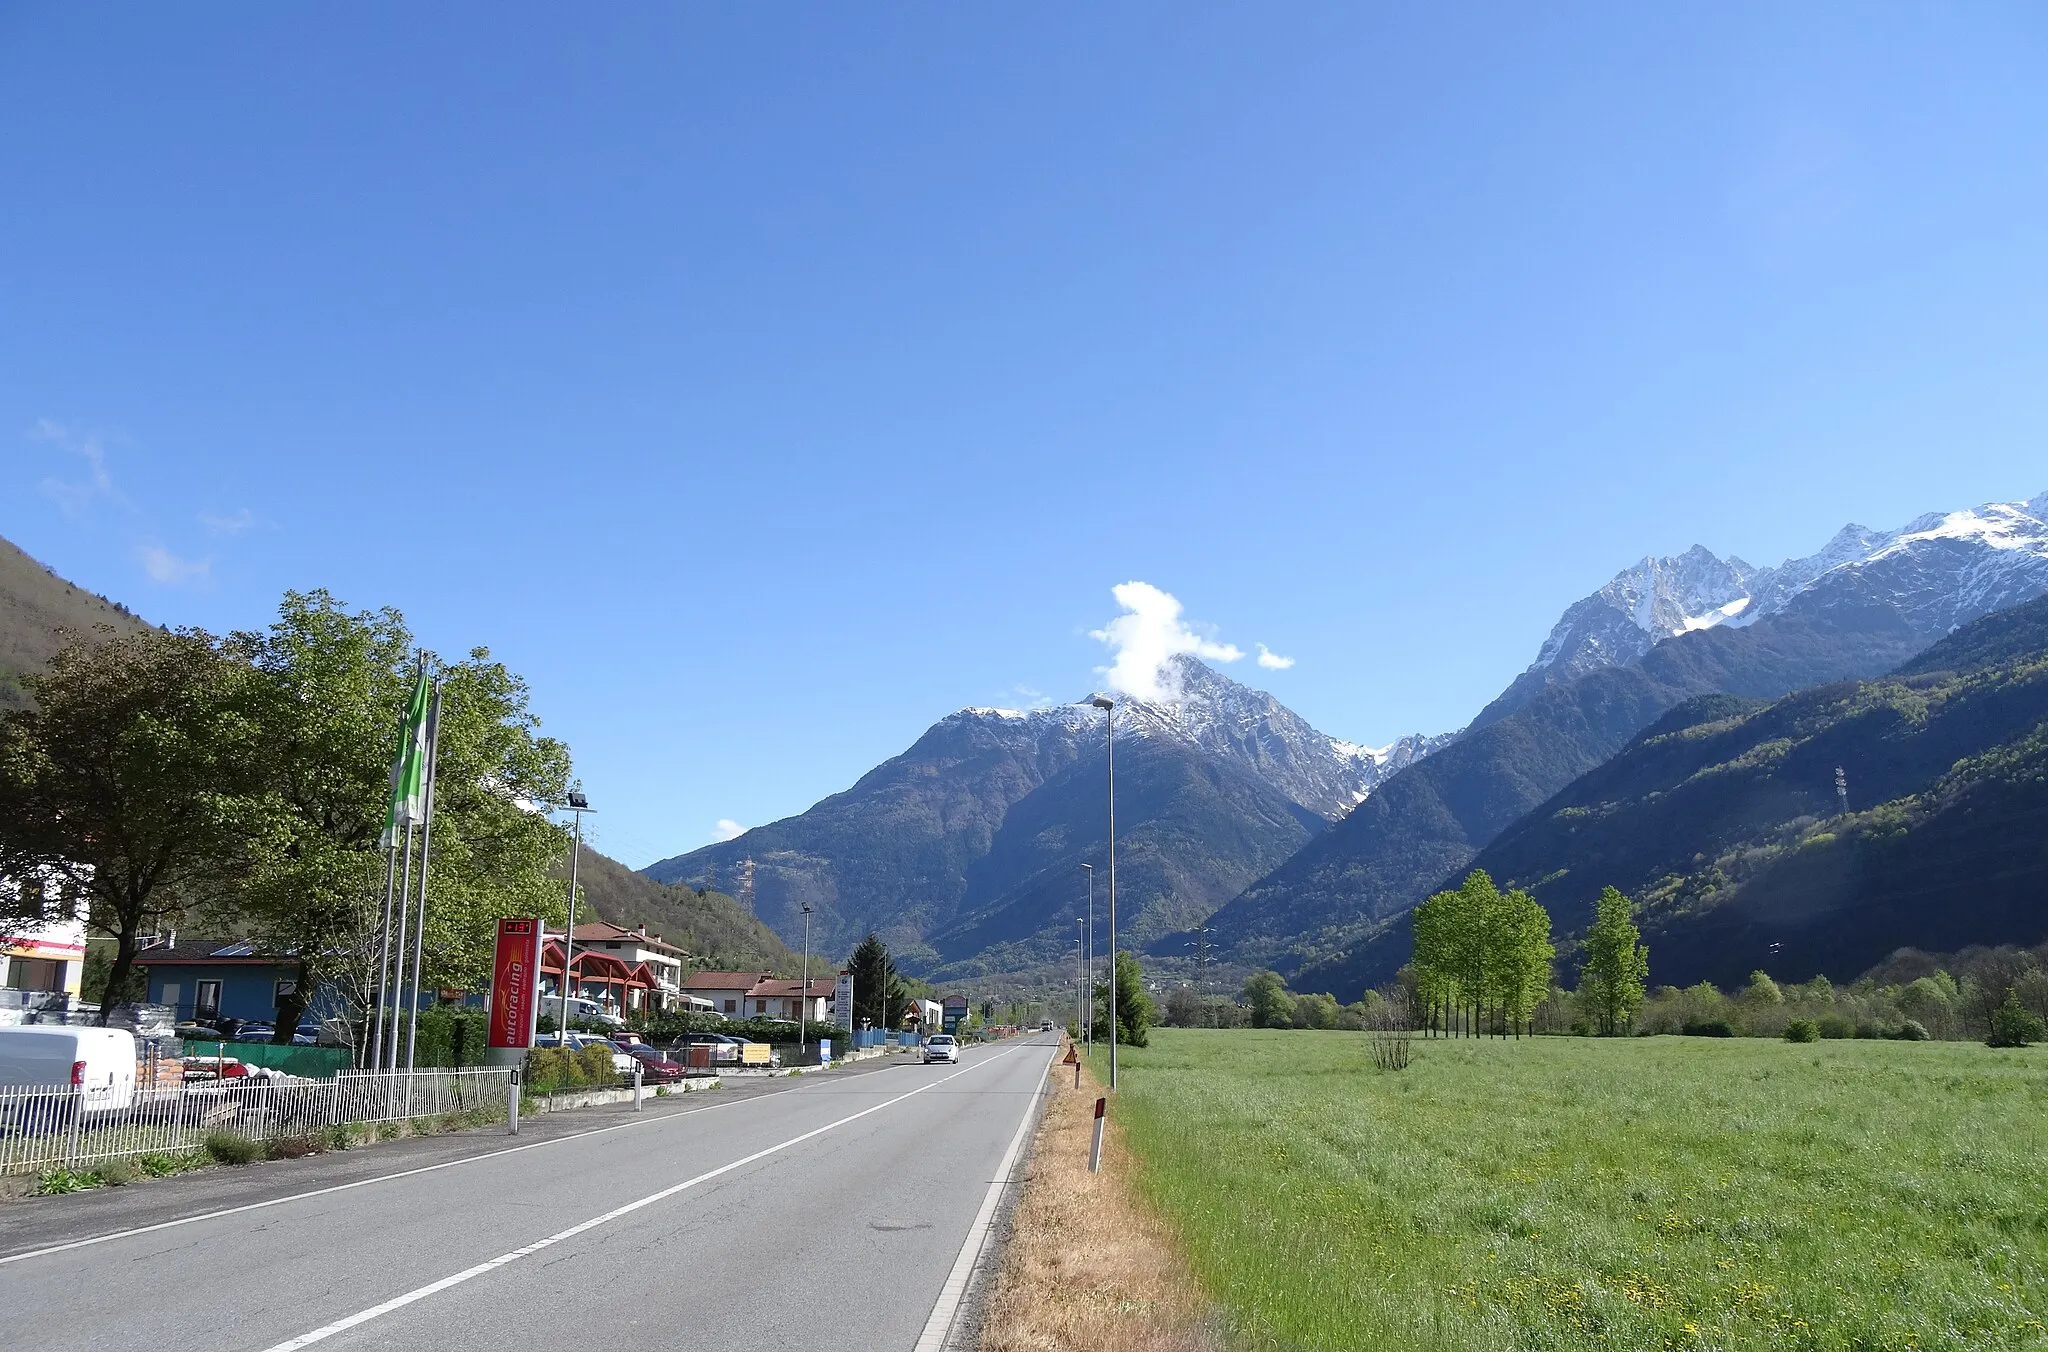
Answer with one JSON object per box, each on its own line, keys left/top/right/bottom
{"left": 0, "top": 534, "right": 147, "bottom": 708}
{"left": 1435, "top": 594, "right": 2048, "bottom": 992}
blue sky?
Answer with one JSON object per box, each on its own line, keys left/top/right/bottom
{"left": 4, "top": 5, "right": 2045, "bottom": 868}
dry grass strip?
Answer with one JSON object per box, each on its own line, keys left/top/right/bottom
{"left": 981, "top": 1045, "right": 1222, "bottom": 1352}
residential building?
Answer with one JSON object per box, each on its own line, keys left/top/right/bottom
{"left": 132, "top": 940, "right": 337, "bottom": 1026}
{"left": 680, "top": 970, "right": 770, "bottom": 1018}
{"left": 743, "top": 976, "right": 835, "bottom": 1023}
{"left": 562, "top": 922, "right": 688, "bottom": 1011}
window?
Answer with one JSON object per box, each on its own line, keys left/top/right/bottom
{"left": 723, "top": 999, "right": 736, "bottom": 1013}
{"left": 274, "top": 979, "right": 298, "bottom": 1009}
{"left": 161, "top": 982, "right": 181, "bottom": 1010}
{"left": 195, "top": 980, "right": 222, "bottom": 1019}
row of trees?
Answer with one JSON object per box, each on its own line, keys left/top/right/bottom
{"left": 1410, "top": 871, "right": 1560, "bottom": 1037}
{"left": 0, "top": 592, "right": 575, "bottom": 1035}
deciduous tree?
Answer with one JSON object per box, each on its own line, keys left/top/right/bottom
{"left": 1579, "top": 885, "right": 1650, "bottom": 1035}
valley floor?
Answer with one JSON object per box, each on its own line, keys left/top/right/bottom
{"left": 1109, "top": 1030, "right": 2048, "bottom": 1351}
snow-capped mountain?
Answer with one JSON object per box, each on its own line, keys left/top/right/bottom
{"left": 957, "top": 654, "right": 1446, "bottom": 821}
{"left": 643, "top": 655, "right": 1442, "bottom": 974}
{"left": 1477, "top": 491, "right": 2048, "bottom": 727}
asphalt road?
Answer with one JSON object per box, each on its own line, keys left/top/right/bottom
{"left": 2, "top": 1035, "right": 1059, "bottom": 1352}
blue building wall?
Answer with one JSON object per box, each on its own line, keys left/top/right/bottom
{"left": 141, "top": 964, "right": 352, "bottom": 1025}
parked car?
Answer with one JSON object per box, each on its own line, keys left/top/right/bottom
{"left": 668, "top": 1032, "right": 741, "bottom": 1065}
{"left": 538, "top": 1031, "right": 636, "bottom": 1075}
{"left": 231, "top": 1022, "right": 277, "bottom": 1043}
{"left": 923, "top": 1034, "right": 961, "bottom": 1065}
{"left": 624, "top": 1046, "right": 685, "bottom": 1083}
{"left": 0, "top": 1026, "right": 139, "bottom": 1114}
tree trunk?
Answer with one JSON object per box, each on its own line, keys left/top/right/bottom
{"left": 97, "top": 917, "right": 142, "bottom": 1027}
{"left": 273, "top": 959, "right": 313, "bottom": 1044}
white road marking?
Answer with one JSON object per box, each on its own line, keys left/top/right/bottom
{"left": 0, "top": 1057, "right": 907, "bottom": 1268}
{"left": 913, "top": 1043, "right": 1056, "bottom": 1351}
{"left": 254, "top": 1041, "right": 1033, "bottom": 1352}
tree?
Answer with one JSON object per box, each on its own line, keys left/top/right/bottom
{"left": 0, "top": 627, "right": 272, "bottom": 1024}
{"left": 1163, "top": 984, "right": 1203, "bottom": 1028}
{"left": 1242, "top": 969, "right": 1296, "bottom": 1028}
{"left": 1294, "top": 991, "right": 1341, "bottom": 1030}
{"left": 1987, "top": 988, "right": 2046, "bottom": 1048}
{"left": 216, "top": 593, "right": 574, "bottom": 1036}
{"left": 1096, "top": 950, "right": 1154, "bottom": 1048}
{"left": 1579, "top": 885, "right": 1650, "bottom": 1035}
{"left": 847, "top": 933, "right": 907, "bottom": 1029}
{"left": 1740, "top": 971, "right": 1783, "bottom": 1006}
{"left": 1411, "top": 871, "right": 1549, "bottom": 1037}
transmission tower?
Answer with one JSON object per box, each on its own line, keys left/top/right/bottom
{"left": 740, "top": 857, "right": 756, "bottom": 916}
{"left": 1835, "top": 766, "right": 1849, "bottom": 817}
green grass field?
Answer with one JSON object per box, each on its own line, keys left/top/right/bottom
{"left": 1104, "top": 1030, "right": 2048, "bottom": 1351}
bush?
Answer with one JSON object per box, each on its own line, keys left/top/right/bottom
{"left": 36, "top": 1165, "right": 99, "bottom": 1194}
{"left": 1987, "top": 988, "right": 2046, "bottom": 1048}
{"left": 1891, "top": 1019, "right": 1930, "bottom": 1042}
{"left": 266, "top": 1133, "right": 323, "bottom": 1160}
{"left": 1816, "top": 1014, "right": 1855, "bottom": 1040}
{"left": 139, "top": 1150, "right": 206, "bottom": 1177}
{"left": 95, "top": 1156, "right": 139, "bottom": 1185}
{"left": 1681, "top": 1019, "right": 1735, "bottom": 1037}
{"left": 203, "top": 1131, "right": 263, "bottom": 1165}
{"left": 1784, "top": 1019, "right": 1820, "bottom": 1043}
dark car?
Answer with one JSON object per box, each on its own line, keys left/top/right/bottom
{"left": 625, "top": 1046, "right": 685, "bottom": 1083}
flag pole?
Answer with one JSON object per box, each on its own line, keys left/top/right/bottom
{"left": 387, "top": 823, "right": 415, "bottom": 1072}
{"left": 402, "top": 678, "right": 444, "bottom": 1077}
{"left": 368, "top": 844, "right": 399, "bottom": 1069}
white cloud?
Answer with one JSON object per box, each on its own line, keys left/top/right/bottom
{"left": 714, "top": 818, "right": 747, "bottom": 842}
{"left": 138, "top": 545, "right": 209, "bottom": 585}
{"left": 1256, "top": 644, "right": 1296, "bottom": 670}
{"left": 199, "top": 508, "right": 255, "bottom": 535}
{"left": 1089, "top": 581, "right": 1246, "bottom": 703}
{"left": 30, "top": 419, "right": 114, "bottom": 517}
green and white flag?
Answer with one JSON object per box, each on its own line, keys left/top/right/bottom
{"left": 379, "top": 665, "right": 432, "bottom": 850}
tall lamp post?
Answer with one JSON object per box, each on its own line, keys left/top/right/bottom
{"left": 799, "top": 901, "right": 813, "bottom": 1061}
{"left": 557, "top": 791, "right": 593, "bottom": 1035}
{"left": 1089, "top": 695, "right": 1118, "bottom": 1090}
{"left": 1075, "top": 917, "right": 1087, "bottom": 1040}
{"left": 1080, "top": 862, "right": 1095, "bottom": 1053}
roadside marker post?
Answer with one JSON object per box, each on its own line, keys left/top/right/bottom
{"left": 1088, "top": 1096, "right": 1105, "bottom": 1173}
{"left": 506, "top": 1068, "right": 521, "bottom": 1137}
{"left": 632, "top": 1064, "right": 644, "bottom": 1112}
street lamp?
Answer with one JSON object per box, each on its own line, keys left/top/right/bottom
{"left": 800, "top": 901, "right": 813, "bottom": 1061}
{"left": 558, "top": 791, "right": 593, "bottom": 1036}
{"left": 1080, "top": 862, "right": 1095, "bottom": 1053}
{"left": 1089, "top": 694, "right": 1118, "bottom": 1091}
{"left": 1075, "top": 917, "right": 1087, "bottom": 1042}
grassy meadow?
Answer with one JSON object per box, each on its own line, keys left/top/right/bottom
{"left": 1102, "top": 1030, "right": 2048, "bottom": 1351}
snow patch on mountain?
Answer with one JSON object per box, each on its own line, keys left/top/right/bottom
{"left": 1525, "top": 491, "right": 2048, "bottom": 685}
{"left": 950, "top": 654, "right": 1444, "bottom": 821}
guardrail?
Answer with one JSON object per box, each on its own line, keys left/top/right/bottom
{"left": 0, "top": 1068, "right": 513, "bottom": 1176}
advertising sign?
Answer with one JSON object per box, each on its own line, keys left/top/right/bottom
{"left": 835, "top": 970, "right": 855, "bottom": 1033}
{"left": 942, "top": 993, "right": 969, "bottom": 1034}
{"left": 487, "top": 918, "right": 542, "bottom": 1049}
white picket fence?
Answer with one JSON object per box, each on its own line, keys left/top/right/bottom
{"left": 0, "top": 1068, "right": 513, "bottom": 1176}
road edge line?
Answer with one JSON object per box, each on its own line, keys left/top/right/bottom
{"left": 913, "top": 1042, "right": 1058, "bottom": 1352}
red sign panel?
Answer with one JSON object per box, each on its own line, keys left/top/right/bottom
{"left": 487, "top": 918, "right": 541, "bottom": 1049}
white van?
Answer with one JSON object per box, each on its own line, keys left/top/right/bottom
{"left": 0, "top": 1026, "right": 138, "bottom": 1114}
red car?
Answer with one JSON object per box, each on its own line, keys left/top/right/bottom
{"left": 622, "top": 1045, "right": 685, "bottom": 1083}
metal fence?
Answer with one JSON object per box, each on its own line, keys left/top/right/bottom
{"left": 0, "top": 1068, "right": 512, "bottom": 1176}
